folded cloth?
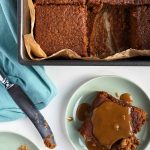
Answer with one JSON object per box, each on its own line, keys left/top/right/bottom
{"left": 0, "top": 0, "right": 56, "bottom": 121}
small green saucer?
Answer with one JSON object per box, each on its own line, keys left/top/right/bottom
{"left": 65, "top": 76, "right": 150, "bottom": 150}
{"left": 0, "top": 132, "right": 39, "bottom": 150}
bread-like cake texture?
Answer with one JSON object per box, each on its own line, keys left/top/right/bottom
{"left": 87, "top": 5, "right": 100, "bottom": 55}
{"left": 35, "top": 0, "right": 86, "bottom": 5}
{"left": 130, "top": 6, "right": 150, "bottom": 50}
{"left": 88, "top": 0, "right": 102, "bottom": 5}
{"left": 87, "top": 6, "right": 99, "bottom": 37}
{"left": 35, "top": 5, "right": 88, "bottom": 56}
{"left": 80, "top": 91, "right": 147, "bottom": 150}
{"left": 88, "top": 0, "right": 150, "bottom": 5}
{"left": 89, "top": 5, "right": 130, "bottom": 58}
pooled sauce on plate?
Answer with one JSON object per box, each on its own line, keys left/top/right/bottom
{"left": 120, "top": 93, "right": 133, "bottom": 104}
{"left": 76, "top": 103, "right": 91, "bottom": 121}
{"left": 92, "top": 101, "right": 132, "bottom": 149}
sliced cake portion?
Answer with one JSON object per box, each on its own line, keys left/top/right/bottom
{"left": 80, "top": 91, "right": 147, "bottom": 150}
{"left": 35, "top": 0, "right": 86, "bottom": 5}
{"left": 35, "top": 5, "right": 88, "bottom": 57}
{"left": 130, "top": 5, "right": 150, "bottom": 50}
{"left": 87, "top": 4, "right": 100, "bottom": 55}
{"left": 89, "top": 5, "right": 130, "bottom": 58}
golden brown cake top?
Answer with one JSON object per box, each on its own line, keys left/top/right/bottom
{"left": 34, "top": 5, "right": 88, "bottom": 56}
{"left": 88, "top": 0, "right": 150, "bottom": 5}
{"left": 130, "top": 6, "right": 150, "bottom": 50}
{"left": 35, "top": 0, "right": 86, "bottom": 5}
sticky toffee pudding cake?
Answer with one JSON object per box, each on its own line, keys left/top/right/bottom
{"left": 89, "top": 5, "right": 130, "bottom": 58}
{"left": 78, "top": 91, "right": 147, "bottom": 150}
{"left": 130, "top": 5, "right": 150, "bottom": 50}
{"left": 33, "top": 0, "right": 150, "bottom": 58}
{"left": 35, "top": 5, "right": 88, "bottom": 57}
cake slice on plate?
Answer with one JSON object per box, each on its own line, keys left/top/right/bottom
{"left": 80, "top": 91, "right": 147, "bottom": 150}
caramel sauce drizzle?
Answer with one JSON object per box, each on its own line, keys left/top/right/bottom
{"left": 92, "top": 101, "right": 132, "bottom": 149}
{"left": 120, "top": 93, "right": 133, "bottom": 104}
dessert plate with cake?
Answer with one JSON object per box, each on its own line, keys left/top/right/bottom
{"left": 65, "top": 76, "right": 150, "bottom": 150}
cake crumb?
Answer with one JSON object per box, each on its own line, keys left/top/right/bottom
{"left": 67, "top": 117, "right": 73, "bottom": 122}
{"left": 18, "top": 145, "right": 29, "bottom": 150}
{"left": 115, "top": 92, "right": 120, "bottom": 98}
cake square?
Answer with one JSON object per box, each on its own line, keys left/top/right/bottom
{"left": 89, "top": 5, "right": 130, "bottom": 58}
{"left": 130, "top": 6, "right": 150, "bottom": 50}
{"left": 34, "top": 5, "right": 88, "bottom": 57}
{"left": 35, "top": 0, "right": 86, "bottom": 5}
{"left": 87, "top": 5, "right": 100, "bottom": 54}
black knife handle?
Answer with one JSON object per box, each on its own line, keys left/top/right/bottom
{"left": 8, "top": 84, "right": 56, "bottom": 149}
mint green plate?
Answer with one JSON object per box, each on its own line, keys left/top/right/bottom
{"left": 65, "top": 76, "right": 150, "bottom": 150}
{"left": 0, "top": 132, "right": 39, "bottom": 150}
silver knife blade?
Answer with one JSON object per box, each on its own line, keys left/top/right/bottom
{"left": 0, "top": 74, "right": 4, "bottom": 82}
{"left": 0, "top": 69, "right": 14, "bottom": 89}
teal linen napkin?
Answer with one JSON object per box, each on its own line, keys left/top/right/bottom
{"left": 0, "top": 0, "right": 56, "bottom": 121}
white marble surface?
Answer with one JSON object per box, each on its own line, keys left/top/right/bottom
{"left": 0, "top": 66, "right": 150, "bottom": 150}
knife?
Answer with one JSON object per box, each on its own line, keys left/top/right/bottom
{"left": 0, "top": 68, "right": 56, "bottom": 149}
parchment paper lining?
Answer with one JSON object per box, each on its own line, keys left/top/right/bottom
{"left": 24, "top": 0, "right": 150, "bottom": 61}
